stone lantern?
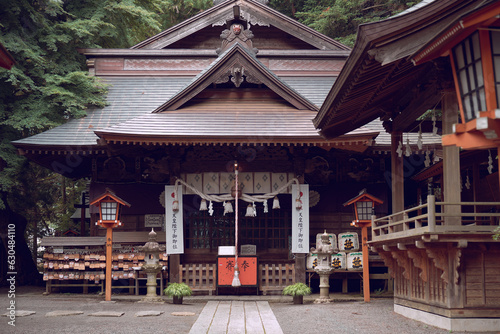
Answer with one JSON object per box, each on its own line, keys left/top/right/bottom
{"left": 138, "top": 228, "right": 165, "bottom": 303}
{"left": 310, "top": 230, "right": 336, "bottom": 303}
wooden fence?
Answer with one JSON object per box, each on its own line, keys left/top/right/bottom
{"left": 179, "top": 263, "right": 295, "bottom": 295}
{"left": 179, "top": 263, "right": 216, "bottom": 295}
{"left": 259, "top": 263, "right": 295, "bottom": 295}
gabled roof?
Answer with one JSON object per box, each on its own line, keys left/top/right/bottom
{"left": 94, "top": 43, "right": 378, "bottom": 147}
{"left": 313, "top": 0, "right": 490, "bottom": 139}
{"left": 154, "top": 42, "right": 318, "bottom": 112}
{"left": 132, "top": 0, "right": 349, "bottom": 51}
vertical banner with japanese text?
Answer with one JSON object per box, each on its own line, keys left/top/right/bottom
{"left": 165, "top": 185, "right": 184, "bottom": 254}
{"left": 292, "top": 184, "right": 309, "bottom": 253}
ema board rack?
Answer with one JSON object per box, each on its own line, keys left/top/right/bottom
{"left": 41, "top": 236, "right": 168, "bottom": 294}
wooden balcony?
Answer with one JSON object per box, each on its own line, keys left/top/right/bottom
{"left": 371, "top": 195, "right": 500, "bottom": 244}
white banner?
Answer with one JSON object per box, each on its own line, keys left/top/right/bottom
{"left": 292, "top": 184, "right": 309, "bottom": 253}
{"left": 165, "top": 185, "right": 184, "bottom": 254}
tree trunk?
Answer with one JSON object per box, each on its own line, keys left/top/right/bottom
{"left": 0, "top": 195, "right": 41, "bottom": 286}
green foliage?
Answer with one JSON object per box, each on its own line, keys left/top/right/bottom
{"left": 283, "top": 282, "right": 311, "bottom": 296}
{"left": 0, "top": 0, "right": 174, "bottom": 255}
{"left": 494, "top": 226, "right": 500, "bottom": 241}
{"left": 270, "top": 0, "right": 417, "bottom": 48}
{"left": 164, "top": 282, "right": 193, "bottom": 297}
{"left": 157, "top": 0, "right": 212, "bottom": 30}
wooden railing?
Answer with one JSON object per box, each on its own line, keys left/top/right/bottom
{"left": 259, "top": 263, "right": 295, "bottom": 295}
{"left": 179, "top": 263, "right": 216, "bottom": 295}
{"left": 372, "top": 195, "right": 500, "bottom": 241}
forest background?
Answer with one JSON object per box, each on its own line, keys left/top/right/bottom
{"left": 0, "top": 0, "right": 414, "bottom": 284}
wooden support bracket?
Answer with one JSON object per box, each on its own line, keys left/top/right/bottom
{"left": 407, "top": 248, "right": 429, "bottom": 282}
{"left": 391, "top": 251, "right": 411, "bottom": 280}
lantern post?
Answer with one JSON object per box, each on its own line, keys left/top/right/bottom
{"left": 344, "top": 189, "right": 383, "bottom": 302}
{"left": 90, "top": 189, "right": 131, "bottom": 301}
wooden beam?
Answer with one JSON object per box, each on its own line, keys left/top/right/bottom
{"left": 442, "top": 90, "right": 461, "bottom": 225}
{"left": 391, "top": 131, "right": 404, "bottom": 222}
{"left": 392, "top": 81, "right": 442, "bottom": 132}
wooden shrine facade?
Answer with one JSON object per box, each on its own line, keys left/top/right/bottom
{"left": 14, "top": 0, "right": 409, "bottom": 296}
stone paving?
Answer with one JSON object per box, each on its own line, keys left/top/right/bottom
{"left": 189, "top": 301, "right": 283, "bottom": 334}
{"left": 0, "top": 286, "right": 477, "bottom": 334}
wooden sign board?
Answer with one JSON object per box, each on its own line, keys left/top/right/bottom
{"left": 145, "top": 214, "right": 164, "bottom": 228}
{"left": 217, "top": 256, "right": 258, "bottom": 286}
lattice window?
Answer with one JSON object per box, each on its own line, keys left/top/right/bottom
{"left": 184, "top": 195, "right": 291, "bottom": 251}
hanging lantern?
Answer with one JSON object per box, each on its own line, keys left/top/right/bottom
{"left": 199, "top": 198, "right": 208, "bottom": 211}
{"left": 245, "top": 203, "right": 254, "bottom": 217}
{"left": 272, "top": 196, "right": 280, "bottom": 209}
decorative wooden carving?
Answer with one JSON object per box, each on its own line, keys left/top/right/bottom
{"left": 211, "top": 12, "right": 235, "bottom": 27}
{"left": 240, "top": 9, "right": 270, "bottom": 28}
{"left": 217, "top": 23, "right": 258, "bottom": 55}
{"left": 391, "top": 251, "right": 411, "bottom": 280}
{"left": 407, "top": 248, "right": 428, "bottom": 282}
{"left": 376, "top": 250, "right": 396, "bottom": 279}
{"left": 102, "top": 156, "right": 126, "bottom": 181}
{"left": 245, "top": 72, "right": 262, "bottom": 85}
{"left": 231, "top": 66, "right": 244, "bottom": 87}
{"left": 215, "top": 65, "right": 263, "bottom": 87}
{"left": 426, "top": 246, "right": 461, "bottom": 285}
{"left": 426, "top": 247, "right": 448, "bottom": 284}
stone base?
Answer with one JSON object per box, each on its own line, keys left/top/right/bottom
{"left": 314, "top": 297, "right": 333, "bottom": 304}
{"left": 138, "top": 296, "right": 165, "bottom": 304}
{"left": 395, "top": 304, "right": 500, "bottom": 332}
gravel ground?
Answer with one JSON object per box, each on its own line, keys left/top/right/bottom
{"left": 274, "top": 299, "right": 463, "bottom": 334}
{"left": 0, "top": 286, "right": 497, "bottom": 334}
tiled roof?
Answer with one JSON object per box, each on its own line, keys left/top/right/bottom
{"left": 13, "top": 77, "right": 193, "bottom": 147}
{"left": 13, "top": 76, "right": 348, "bottom": 147}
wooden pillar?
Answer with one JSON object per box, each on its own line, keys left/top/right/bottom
{"left": 442, "top": 90, "right": 461, "bottom": 225}
{"left": 294, "top": 254, "right": 306, "bottom": 284}
{"left": 169, "top": 254, "right": 180, "bottom": 283}
{"left": 361, "top": 223, "right": 370, "bottom": 302}
{"left": 391, "top": 131, "right": 404, "bottom": 219}
{"left": 105, "top": 227, "right": 113, "bottom": 301}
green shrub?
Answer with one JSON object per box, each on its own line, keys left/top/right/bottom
{"left": 282, "top": 283, "right": 311, "bottom": 297}
{"left": 163, "top": 283, "right": 192, "bottom": 298}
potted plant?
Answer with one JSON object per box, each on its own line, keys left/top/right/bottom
{"left": 283, "top": 282, "right": 311, "bottom": 304}
{"left": 164, "top": 282, "right": 192, "bottom": 304}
